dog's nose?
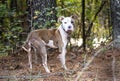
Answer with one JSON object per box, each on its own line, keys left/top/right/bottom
{"left": 68, "top": 26, "right": 71, "bottom": 29}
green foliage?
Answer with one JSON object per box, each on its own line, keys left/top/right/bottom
{"left": 33, "top": 7, "right": 56, "bottom": 29}
{"left": 0, "top": 1, "right": 25, "bottom": 53}
{"left": 56, "top": 0, "right": 81, "bottom": 16}
{"left": 56, "top": 0, "right": 111, "bottom": 49}
{"left": 0, "top": 4, "right": 8, "bottom": 17}
{"left": 0, "top": 0, "right": 112, "bottom": 55}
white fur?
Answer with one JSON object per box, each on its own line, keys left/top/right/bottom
{"left": 58, "top": 25, "right": 68, "bottom": 70}
{"left": 41, "top": 40, "right": 57, "bottom": 48}
{"left": 57, "top": 16, "right": 75, "bottom": 70}
{"left": 61, "top": 17, "right": 74, "bottom": 32}
{"left": 47, "top": 40, "right": 57, "bottom": 48}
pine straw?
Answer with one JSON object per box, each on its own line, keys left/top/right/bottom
{"left": 0, "top": 40, "right": 118, "bottom": 81}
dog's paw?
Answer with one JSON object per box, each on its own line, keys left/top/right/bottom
{"left": 46, "top": 69, "right": 50, "bottom": 73}
{"left": 63, "top": 65, "right": 68, "bottom": 71}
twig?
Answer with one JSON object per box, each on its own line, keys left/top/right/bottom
{"left": 14, "top": 75, "right": 19, "bottom": 81}
{"left": 94, "top": 68, "right": 98, "bottom": 81}
{"left": 0, "top": 75, "right": 45, "bottom": 79}
{"left": 74, "top": 41, "right": 114, "bottom": 81}
{"left": 112, "top": 56, "right": 117, "bottom": 81}
{"left": 0, "top": 72, "right": 64, "bottom": 79}
{"left": 86, "top": 1, "right": 107, "bottom": 37}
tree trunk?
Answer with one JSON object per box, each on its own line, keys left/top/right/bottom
{"left": 111, "top": 0, "right": 120, "bottom": 48}
{"left": 27, "top": 0, "right": 57, "bottom": 31}
{"left": 81, "top": 0, "right": 86, "bottom": 51}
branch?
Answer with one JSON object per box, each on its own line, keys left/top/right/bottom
{"left": 112, "top": 56, "right": 117, "bottom": 81}
{"left": 86, "top": 1, "right": 107, "bottom": 37}
{"left": 74, "top": 40, "right": 115, "bottom": 81}
{"left": 0, "top": 72, "right": 64, "bottom": 79}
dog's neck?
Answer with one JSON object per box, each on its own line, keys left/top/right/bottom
{"left": 60, "top": 24, "right": 71, "bottom": 36}
{"left": 59, "top": 25, "right": 68, "bottom": 36}
{"left": 61, "top": 24, "right": 67, "bottom": 33}
{"left": 58, "top": 25, "right": 70, "bottom": 42}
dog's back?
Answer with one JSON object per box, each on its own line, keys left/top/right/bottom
{"left": 24, "top": 29, "right": 59, "bottom": 49}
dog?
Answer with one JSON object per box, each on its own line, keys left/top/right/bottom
{"left": 22, "top": 15, "right": 77, "bottom": 73}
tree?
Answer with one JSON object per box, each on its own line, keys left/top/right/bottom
{"left": 81, "top": 0, "right": 86, "bottom": 51}
{"left": 0, "top": 0, "right": 26, "bottom": 53}
{"left": 111, "top": 0, "right": 120, "bottom": 48}
{"left": 27, "top": 0, "right": 57, "bottom": 31}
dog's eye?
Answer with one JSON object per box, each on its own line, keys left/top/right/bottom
{"left": 64, "top": 22, "right": 67, "bottom": 24}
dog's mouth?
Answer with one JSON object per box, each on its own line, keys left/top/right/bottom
{"left": 66, "top": 30, "right": 72, "bottom": 34}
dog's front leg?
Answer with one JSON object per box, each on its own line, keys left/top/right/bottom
{"left": 58, "top": 46, "right": 68, "bottom": 70}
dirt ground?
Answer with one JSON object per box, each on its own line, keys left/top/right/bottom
{"left": 0, "top": 47, "right": 120, "bottom": 81}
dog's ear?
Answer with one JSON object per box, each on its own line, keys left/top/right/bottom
{"left": 71, "top": 15, "right": 78, "bottom": 20}
{"left": 58, "top": 16, "right": 65, "bottom": 23}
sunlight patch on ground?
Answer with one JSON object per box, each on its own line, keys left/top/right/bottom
{"left": 70, "top": 38, "right": 107, "bottom": 48}
{"left": 93, "top": 38, "right": 106, "bottom": 48}
{"left": 70, "top": 38, "right": 83, "bottom": 47}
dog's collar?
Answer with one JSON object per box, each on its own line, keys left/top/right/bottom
{"left": 61, "top": 24, "right": 70, "bottom": 35}
{"left": 61, "top": 24, "right": 66, "bottom": 33}
{"left": 61, "top": 24, "right": 71, "bottom": 40}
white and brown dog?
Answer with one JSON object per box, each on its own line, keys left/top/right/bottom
{"left": 22, "top": 15, "right": 77, "bottom": 73}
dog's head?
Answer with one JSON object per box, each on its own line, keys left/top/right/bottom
{"left": 58, "top": 15, "right": 77, "bottom": 34}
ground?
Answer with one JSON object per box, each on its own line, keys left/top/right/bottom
{"left": 0, "top": 47, "right": 120, "bottom": 81}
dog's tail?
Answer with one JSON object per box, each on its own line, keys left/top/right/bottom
{"left": 13, "top": 32, "right": 33, "bottom": 54}
{"left": 12, "top": 40, "right": 32, "bottom": 54}
{"left": 22, "top": 41, "right": 32, "bottom": 53}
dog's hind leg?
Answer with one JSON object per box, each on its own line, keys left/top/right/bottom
{"left": 36, "top": 40, "right": 50, "bottom": 73}
{"left": 27, "top": 42, "right": 32, "bottom": 69}
{"left": 32, "top": 46, "right": 38, "bottom": 64}
{"left": 22, "top": 41, "right": 32, "bottom": 69}
{"left": 31, "top": 38, "right": 50, "bottom": 73}
{"left": 40, "top": 44, "right": 50, "bottom": 73}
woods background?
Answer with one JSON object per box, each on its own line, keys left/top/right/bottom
{"left": 0, "top": 0, "right": 118, "bottom": 54}
{"left": 1, "top": 0, "right": 120, "bottom": 81}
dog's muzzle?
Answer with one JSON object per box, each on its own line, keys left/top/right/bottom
{"left": 61, "top": 25, "right": 73, "bottom": 35}
{"left": 66, "top": 30, "right": 72, "bottom": 35}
